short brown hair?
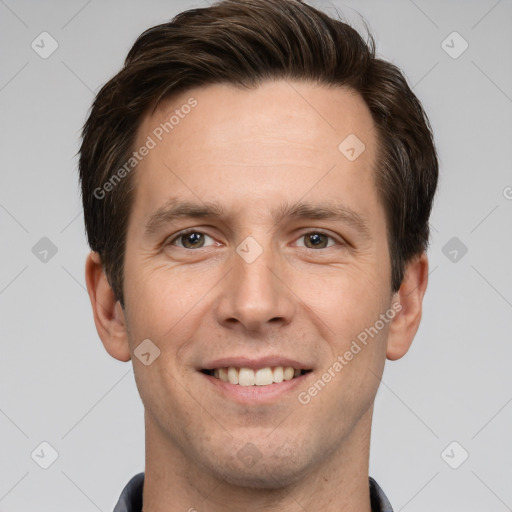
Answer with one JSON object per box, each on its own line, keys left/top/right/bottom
{"left": 79, "top": 0, "right": 438, "bottom": 307}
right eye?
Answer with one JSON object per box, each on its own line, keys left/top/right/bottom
{"left": 166, "top": 229, "right": 218, "bottom": 250}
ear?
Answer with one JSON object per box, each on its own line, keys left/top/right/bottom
{"left": 386, "top": 252, "right": 429, "bottom": 361}
{"left": 85, "top": 251, "right": 131, "bottom": 362}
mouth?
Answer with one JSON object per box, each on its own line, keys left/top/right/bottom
{"left": 201, "top": 366, "right": 312, "bottom": 386}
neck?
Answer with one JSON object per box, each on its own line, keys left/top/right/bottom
{"left": 142, "top": 406, "right": 374, "bottom": 512}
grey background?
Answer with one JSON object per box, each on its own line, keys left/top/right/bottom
{"left": 1, "top": 0, "right": 511, "bottom": 510}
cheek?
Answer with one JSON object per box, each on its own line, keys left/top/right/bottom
{"left": 124, "top": 260, "right": 214, "bottom": 337}
{"left": 295, "top": 262, "right": 388, "bottom": 340}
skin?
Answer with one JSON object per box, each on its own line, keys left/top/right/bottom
{"left": 86, "top": 80, "right": 428, "bottom": 512}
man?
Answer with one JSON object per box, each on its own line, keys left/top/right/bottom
{"left": 80, "top": 0, "right": 438, "bottom": 510}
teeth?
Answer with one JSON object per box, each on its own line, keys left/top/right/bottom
{"left": 239, "top": 367, "right": 255, "bottom": 386}
{"left": 255, "top": 367, "right": 273, "bottom": 386}
{"left": 273, "top": 366, "right": 284, "bottom": 383}
{"left": 283, "top": 367, "right": 295, "bottom": 381}
{"left": 227, "top": 366, "right": 239, "bottom": 384}
{"left": 210, "top": 366, "right": 305, "bottom": 386}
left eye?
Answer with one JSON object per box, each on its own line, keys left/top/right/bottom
{"left": 170, "top": 231, "right": 217, "bottom": 249}
{"left": 295, "top": 232, "right": 336, "bottom": 249}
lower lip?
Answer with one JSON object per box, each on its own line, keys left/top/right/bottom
{"left": 201, "top": 372, "right": 311, "bottom": 404}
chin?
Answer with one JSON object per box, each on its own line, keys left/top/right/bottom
{"left": 215, "top": 461, "right": 308, "bottom": 490}
{"left": 203, "top": 440, "right": 314, "bottom": 489}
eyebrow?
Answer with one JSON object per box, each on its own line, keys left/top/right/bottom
{"left": 145, "top": 199, "right": 225, "bottom": 236}
{"left": 274, "top": 201, "right": 371, "bottom": 238}
{"left": 144, "top": 197, "right": 371, "bottom": 238}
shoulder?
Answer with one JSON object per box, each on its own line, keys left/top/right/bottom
{"left": 113, "top": 472, "right": 145, "bottom": 512}
{"left": 369, "top": 476, "right": 394, "bottom": 512}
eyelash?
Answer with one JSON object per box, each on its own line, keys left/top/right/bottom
{"left": 166, "top": 228, "right": 341, "bottom": 250}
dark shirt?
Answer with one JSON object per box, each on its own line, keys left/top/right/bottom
{"left": 113, "top": 472, "right": 393, "bottom": 511}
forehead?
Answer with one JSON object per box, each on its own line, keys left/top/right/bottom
{"left": 138, "top": 80, "right": 375, "bottom": 154}
{"left": 131, "top": 80, "right": 380, "bottom": 222}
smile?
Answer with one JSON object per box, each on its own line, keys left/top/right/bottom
{"left": 201, "top": 366, "right": 312, "bottom": 386}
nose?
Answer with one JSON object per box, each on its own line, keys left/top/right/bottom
{"left": 214, "top": 240, "right": 295, "bottom": 333}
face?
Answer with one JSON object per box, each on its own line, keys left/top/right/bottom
{"left": 119, "top": 80, "right": 397, "bottom": 487}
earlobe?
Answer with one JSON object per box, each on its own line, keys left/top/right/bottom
{"left": 386, "top": 252, "right": 429, "bottom": 361}
{"left": 85, "top": 251, "right": 131, "bottom": 362}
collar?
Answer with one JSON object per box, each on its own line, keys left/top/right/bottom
{"left": 114, "top": 473, "right": 394, "bottom": 512}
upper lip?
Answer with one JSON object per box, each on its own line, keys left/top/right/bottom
{"left": 201, "top": 356, "right": 313, "bottom": 370}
